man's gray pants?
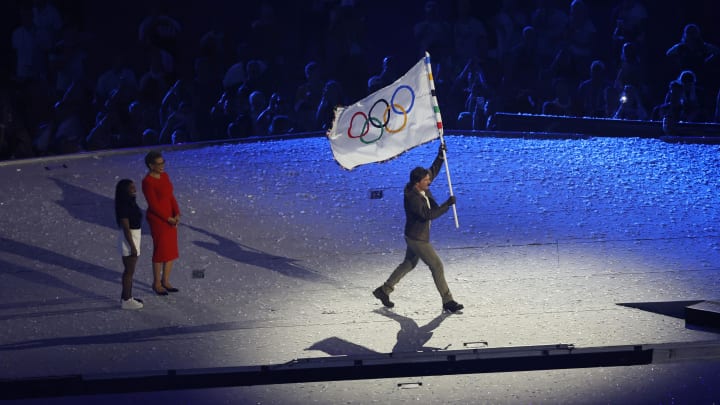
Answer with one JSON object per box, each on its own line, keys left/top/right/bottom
{"left": 382, "top": 236, "right": 454, "bottom": 304}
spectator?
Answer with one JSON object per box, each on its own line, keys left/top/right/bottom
{"left": 240, "top": 59, "right": 272, "bottom": 99}
{"left": 452, "top": 0, "right": 488, "bottom": 68}
{"left": 268, "top": 115, "right": 293, "bottom": 135}
{"left": 449, "top": 20, "right": 501, "bottom": 128}
{"left": 293, "top": 61, "right": 325, "bottom": 132}
{"left": 455, "top": 110, "right": 473, "bottom": 130}
{"left": 666, "top": 23, "right": 720, "bottom": 81}
{"left": 293, "top": 98, "right": 318, "bottom": 133}
{"left": 672, "top": 70, "right": 707, "bottom": 122}
{"left": 612, "top": 84, "right": 647, "bottom": 120}
{"left": 452, "top": 57, "right": 495, "bottom": 123}
{"left": 473, "top": 96, "right": 496, "bottom": 130}
{"left": 50, "top": 25, "right": 89, "bottom": 98}
{"left": 493, "top": 0, "right": 529, "bottom": 67}
{"left": 325, "top": 1, "right": 367, "bottom": 102}
{"left": 94, "top": 54, "right": 138, "bottom": 111}
{"left": 138, "top": 5, "right": 181, "bottom": 86}
{"left": 85, "top": 79, "right": 137, "bottom": 150}
{"left": 565, "top": 0, "right": 597, "bottom": 73}
{"left": 531, "top": 0, "right": 568, "bottom": 66}
{"left": 542, "top": 78, "right": 574, "bottom": 116}
{"left": 367, "top": 56, "right": 399, "bottom": 94}
{"left": 248, "top": 2, "right": 285, "bottom": 70}
{"left": 5, "top": 1, "right": 720, "bottom": 161}
{"left": 159, "top": 100, "right": 196, "bottom": 144}
{"left": 295, "top": 61, "right": 324, "bottom": 113}
{"left": 139, "top": 53, "right": 170, "bottom": 99}
{"left": 221, "top": 62, "right": 245, "bottom": 92}
{"left": 542, "top": 46, "right": 581, "bottom": 100}
{"left": 613, "top": 42, "right": 648, "bottom": 106}
{"left": 192, "top": 54, "right": 224, "bottom": 141}
{"left": 504, "top": 26, "right": 544, "bottom": 113}
{"left": 32, "top": 0, "right": 62, "bottom": 77}
{"left": 129, "top": 75, "right": 162, "bottom": 146}
{"left": 651, "top": 80, "right": 686, "bottom": 122}
{"left": 413, "top": 0, "right": 453, "bottom": 63}
{"left": 0, "top": 89, "right": 34, "bottom": 159}
{"left": 256, "top": 92, "right": 288, "bottom": 136}
{"left": 610, "top": 0, "right": 648, "bottom": 63}
{"left": 35, "top": 81, "right": 91, "bottom": 155}
{"left": 316, "top": 80, "right": 343, "bottom": 131}
{"left": 576, "top": 60, "right": 612, "bottom": 117}
{"left": 248, "top": 90, "right": 267, "bottom": 136}
{"left": 222, "top": 86, "right": 253, "bottom": 139}
{"left": 159, "top": 79, "right": 192, "bottom": 128}
{"left": 13, "top": 79, "right": 55, "bottom": 151}
{"left": 197, "top": 30, "right": 227, "bottom": 84}
{"left": 541, "top": 48, "right": 589, "bottom": 83}
{"left": 32, "top": 0, "right": 62, "bottom": 52}
{"left": 11, "top": 8, "right": 40, "bottom": 84}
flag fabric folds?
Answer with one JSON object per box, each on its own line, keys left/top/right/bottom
{"left": 327, "top": 56, "right": 439, "bottom": 170}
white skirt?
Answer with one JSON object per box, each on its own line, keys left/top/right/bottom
{"left": 118, "top": 228, "right": 141, "bottom": 257}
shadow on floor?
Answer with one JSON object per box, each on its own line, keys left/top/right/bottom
{"left": 183, "top": 222, "right": 336, "bottom": 285}
{"left": 617, "top": 300, "right": 705, "bottom": 319}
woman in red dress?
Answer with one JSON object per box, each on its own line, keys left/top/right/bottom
{"left": 142, "top": 151, "right": 180, "bottom": 295}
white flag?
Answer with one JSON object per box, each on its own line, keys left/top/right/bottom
{"left": 327, "top": 56, "right": 440, "bottom": 170}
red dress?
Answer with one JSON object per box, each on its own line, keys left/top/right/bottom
{"left": 142, "top": 172, "right": 180, "bottom": 262}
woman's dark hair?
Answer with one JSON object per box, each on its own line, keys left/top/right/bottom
{"left": 115, "top": 179, "right": 134, "bottom": 227}
{"left": 144, "top": 150, "right": 162, "bottom": 169}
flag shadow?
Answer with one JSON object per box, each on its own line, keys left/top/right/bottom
{"left": 306, "top": 309, "right": 451, "bottom": 357}
{"left": 183, "top": 223, "right": 336, "bottom": 285}
{"left": 373, "top": 308, "right": 450, "bottom": 352}
{"left": 49, "top": 177, "right": 117, "bottom": 230}
{"left": 617, "top": 300, "right": 705, "bottom": 319}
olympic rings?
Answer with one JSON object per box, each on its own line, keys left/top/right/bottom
{"left": 368, "top": 99, "right": 390, "bottom": 129}
{"left": 383, "top": 103, "right": 407, "bottom": 134}
{"left": 346, "top": 85, "right": 416, "bottom": 144}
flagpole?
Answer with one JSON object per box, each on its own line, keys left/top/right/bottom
{"left": 424, "top": 52, "right": 459, "bottom": 228}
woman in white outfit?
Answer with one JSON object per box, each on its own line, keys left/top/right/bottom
{"left": 115, "top": 179, "right": 144, "bottom": 310}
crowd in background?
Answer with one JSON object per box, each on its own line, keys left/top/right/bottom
{"left": 1, "top": 0, "right": 719, "bottom": 160}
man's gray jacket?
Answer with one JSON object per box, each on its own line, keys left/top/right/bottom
{"left": 403, "top": 154, "right": 450, "bottom": 242}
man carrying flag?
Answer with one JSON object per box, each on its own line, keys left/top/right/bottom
{"left": 372, "top": 142, "right": 463, "bottom": 313}
{"left": 327, "top": 53, "right": 462, "bottom": 312}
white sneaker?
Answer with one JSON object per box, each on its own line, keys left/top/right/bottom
{"left": 121, "top": 297, "right": 144, "bottom": 310}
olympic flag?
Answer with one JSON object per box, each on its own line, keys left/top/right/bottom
{"left": 326, "top": 56, "right": 440, "bottom": 170}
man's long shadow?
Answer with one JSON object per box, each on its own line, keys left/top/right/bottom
{"left": 306, "top": 309, "right": 450, "bottom": 356}
{"left": 183, "top": 223, "right": 336, "bottom": 285}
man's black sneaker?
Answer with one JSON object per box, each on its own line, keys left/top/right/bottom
{"left": 373, "top": 287, "right": 394, "bottom": 308}
{"left": 443, "top": 300, "right": 464, "bottom": 313}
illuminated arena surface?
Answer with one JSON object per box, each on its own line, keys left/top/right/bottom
{"left": 1, "top": 134, "right": 720, "bottom": 403}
